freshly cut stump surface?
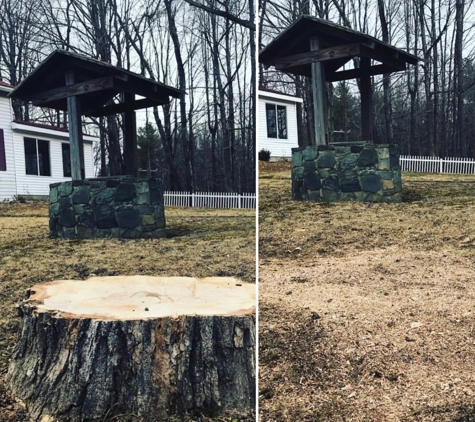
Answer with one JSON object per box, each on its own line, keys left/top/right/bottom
{"left": 7, "top": 276, "right": 256, "bottom": 422}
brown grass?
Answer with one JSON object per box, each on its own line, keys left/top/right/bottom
{"left": 0, "top": 201, "right": 255, "bottom": 422}
{"left": 259, "top": 162, "right": 475, "bottom": 421}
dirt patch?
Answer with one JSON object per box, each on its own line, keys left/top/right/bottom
{"left": 259, "top": 163, "right": 475, "bottom": 421}
{"left": 0, "top": 201, "right": 255, "bottom": 422}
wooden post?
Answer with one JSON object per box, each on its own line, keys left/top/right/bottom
{"left": 65, "top": 71, "right": 85, "bottom": 180}
{"left": 123, "top": 92, "right": 138, "bottom": 177}
{"left": 310, "top": 37, "right": 327, "bottom": 146}
{"left": 360, "top": 57, "right": 373, "bottom": 142}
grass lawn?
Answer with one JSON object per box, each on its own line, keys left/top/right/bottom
{"left": 0, "top": 201, "right": 256, "bottom": 422}
{"left": 259, "top": 161, "right": 475, "bottom": 421}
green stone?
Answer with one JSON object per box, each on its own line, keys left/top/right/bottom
{"left": 50, "top": 187, "right": 58, "bottom": 203}
{"left": 322, "top": 189, "right": 340, "bottom": 202}
{"left": 292, "top": 150, "right": 303, "bottom": 167}
{"left": 136, "top": 192, "right": 150, "bottom": 205}
{"left": 141, "top": 214, "right": 155, "bottom": 226}
{"left": 376, "top": 158, "right": 390, "bottom": 171}
{"left": 302, "top": 146, "right": 317, "bottom": 161}
{"left": 292, "top": 166, "right": 304, "bottom": 180}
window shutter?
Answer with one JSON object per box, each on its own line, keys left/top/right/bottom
{"left": 0, "top": 129, "right": 6, "bottom": 171}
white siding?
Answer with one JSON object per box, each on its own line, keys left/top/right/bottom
{"left": 13, "top": 134, "right": 95, "bottom": 197}
{"left": 258, "top": 94, "right": 299, "bottom": 159}
{"left": 0, "top": 95, "right": 17, "bottom": 200}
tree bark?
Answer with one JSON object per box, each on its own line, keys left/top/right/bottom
{"left": 7, "top": 276, "right": 256, "bottom": 422}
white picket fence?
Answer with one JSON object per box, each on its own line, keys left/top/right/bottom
{"left": 164, "top": 191, "right": 256, "bottom": 209}
{"left": 400, "top": 155, "right": 475, "bottom": 174}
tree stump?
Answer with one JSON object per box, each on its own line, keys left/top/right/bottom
{"left": 7, "top": 276, "right": 255, "bottom": 422}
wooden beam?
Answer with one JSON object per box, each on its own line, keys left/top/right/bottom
{"left": 328, "top": 63, "right": 406, "bottom": 82}
{"left": 275, "top": 43, "right": 361, "bottom": 70}
{"left": 359, "top": 44, "right": 407, "bottom": 70}
{"left": 87, "top": 97, "right": 168, "bottom": 117}
{"left": 29, "top": 77, "right": 114, "bottom": 106}
{"left": 310, "top": 37, "right": 327, "bottom": 146}
{"left": 65, "top": 71, "right": 85, "bottom": 180}
{"left": 113, "top": 77, "right": 171, "bottom": 104}
{"left": 123, "top": 93, "right": 138, "bottom": 177}
{"left": 360, "top": 58, "right": 373, "bottom": 142}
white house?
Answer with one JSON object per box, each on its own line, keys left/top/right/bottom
{"left": 0, "top": 81, "right": 97, "bottom": 200}
{"left": 258, "top": 88, "right": 303, "bottom": 159}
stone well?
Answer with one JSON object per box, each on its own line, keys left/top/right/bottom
{"left": 49, "top": 177, "right": 166, "bottom": 239}
{"left": 292, "top": 143, "right": 402, "bottom": 203}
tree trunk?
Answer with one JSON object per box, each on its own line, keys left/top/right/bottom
{"left": 7, "top": 276, "right": 256, "bottom": 422}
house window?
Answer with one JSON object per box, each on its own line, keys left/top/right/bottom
{"left": 266, "top": 103, "right": 288, "bottom": 139}
{"left": 62, "top": 143, "right": 71, "bottom": 177}
{"left": 0, "top": 129, "right": 6, "bottom": 171}
{"left": 24, "top": 137, "right": 51, "bottom": 176}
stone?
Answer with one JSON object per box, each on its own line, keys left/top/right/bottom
{"left": 90, "top": 181, "right": 107, "bottom": 190}
{"left": 142, "top": 214, "right": 155, "bottom": 226}
{"left": 148, "top": 179, "right": 161, "bottom": 191}
{"left": 317, "top": 168, "right": 331, "bottom": 179}
{"left": 136, "top": 192, "right": 150, "bottom": 205}
{"left": 49, "top": 215, "right": 59, "bottom": 235}
{"left": 383, "top": 179, "right": 394, "bottom": 190}
{"left": 390, "top": 155, "right": 400, "bottom": 170}
{"left": 307, "top": 190, "right": 320, "bottom": 202}
{"left": 304, "top": 172, "right": 321, "bottom": 191}
{"left": 50, "top": 187, "right": 58, "bottom": 203}
{"left": 120, "top": 229, "right": 140, "bottom": 239}
{"left": 142, "top": 224, "right": 158, "bottom": 232}
{"left": 136, "top": 182, "right": 149, "bottom": 194}
{"left": 363, "top": 192, "right": 383, "bottom": 202}
{"left": 323, "top": 175, "right": 340, "bottom": 191}
{"left": 317, "top": 145, "right": 334, "bottom": 151}
{"left": 317, "top": 152, "right": 336, "bottom": 168}
{"left": 379, "top": 171, "right": 394, "bottom": 180}
{"left": 302, "top": 147, "right": 318, "bottom": 161}
{"left": 112, "top": 202, "right": 134, "bottom": 212}
{"left": 383, "top": 189, "right": 395, "bottom": 196}
{"left": 150, "top": 189, "right": 163, "bottom": 206}
{"left": 339, "top": 169, "right": 357, "bottom": 181}
{"left": 303, "top": 160, "right": 316, "bottom": 173}
{"left": 155, "top": 217, "right": 166, "bottom": 228}
{"left": 154, "top": 207, "right": 165, "bottom": 220}
{"left": 138, "top": 205, "right": 155, "bottom": 215}
{"left": 58, "top": 182, "right": 73, "bottom": 197}
{"left": 58, "top": 196, "right": 71, "bottom": 209}
{"left": 340, "top": 192, "right": 357, "bottom": 202}
{"left": 50, "top": 203, "right": 60, "bottom": 216}
{"left": 361, "top": 174, "right": 382, "bottom": 193}
{"left": 96, "top": 214, "right": 118, "bottom": 229}
{"left": 357, "top": 148, "right": 378, "bottom": 167}
{"left": 389, "top": 145, "right": 399, "bottom": 156}
{"left": 76, "top": 226, "right": 94, "bottom": 238}
{"left": 116, "top": 209, "right": 140, "bottom": 229}
{"left": 351, "top": 145, "right": 364, "bottom": 153}
{"left": 292, "top": 181, "right": 302, "bottom": 200}
{"left": 341, "top": 180, "right": 362, "bottom": 192}
{"left": 114, "top": 183, "right": 137, "bottom": 202}
{"left": 377, "top": 148, "right": 390, "bottom": 160}
{"left": 94, "top": 188, "right": 115, "bottom": 205}
{"left": 376, "top": 158, "right": 390, "bottom": 171}
{"left": 72, "top": 186, "right": 90, "bottom": 204}
{"left": 292, "top": 166, "right": 304, "bottom": 180}
{"left": 106, "top": 179, "right": 121, "bottom": 188}
{"left": 394, "top": 170, "right": 402, "bottom": 184}
{"left": 59, "top": 208, "right": 75, "bottom": 228}
{"left": 77, "top": 212, "right": 95, "bottom": 228}
{"left": 62, "top": 228, "right": 76, "bottom": 239}
{"left": 72, "top": 204, "right": 85, "bottom": 215}
{"left": 339, "top": 154, "right": 359, "bottom": 170}
{"left": 292, "top": 150, "right": 303, "bottom": 167}
{"left": 322, "top": 189, "right": 340, "bottom": 202}
{"left": 394, "top": 182, "right": 402, "bottom": 193}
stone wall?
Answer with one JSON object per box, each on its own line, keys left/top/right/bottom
{"left": 49, "top": 177, "right": 166, "bottom": 239}
{"left": 292, "top": 143, "right": 402, "bottom": 203}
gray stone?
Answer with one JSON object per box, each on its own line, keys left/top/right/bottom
{"left": 317, "top": 168, "right": 331, "bottom": 179}
{"left": 106, "top": 179, "right": 121, "bottom": 188}
{"left": 292, "top": 166, "right": 304, "bottom": 180}
{"left": 379, "top": 171, "right": 394, "bottom": 180}
{"left": 142, "top": 214, "right": 155, "bottom": 226}
{"left": 394, "top": 182, "right": 402, "bottom": 193}
{"left": 72, "top": 204, "right": 85, "bottom": 215}
{"left": 383, "top": 189, "right": 395, "bottom": 196}
{"left": 96, "top": 214, "right": 118, "bottom": 229}
{"left": 363, "top": 192, "right": 383, "bottom": 202}
{"left": 377, "top": 148, "right": 390, "bottom": 160}
{"left": 77, "top": 226, "right": 94, "bottom": 238}
{"left": 114, "top": 183, "right": 137, "bottom": 202}
{"left": 360, "top": 174, "right": 382, "bottom": 193}
{"left": 77, "top": 212, "right": 95, "bottom": 228}
{"left": 59, "top": 208, "right": 75, "bottom": 228}
{"left": 136, "top": 192, "right": 150, "bottom": 205}
{"left": 155, "top": 217, "right": 166, "bottom": 228}
{"left": 143, "top": 228, "right": 166, "bottom": 239}
{"left": 376, "top": 157, "right": 390, "bottom": 171}
{"left": 292, "top": 150, "right": 303, "bottom": 167}
{"left": 154, "top": 207, "right": 165, "bottom": 220}
{"left": 323, "top": 175, "right": 340, "bottom": 192}
{"left": 341, "top": 180, "right": 362, "bottom": 192}
{"left": 50, "top": 187, "right": 58, "bottom": 203}
{"left": 339, "top": 154, "right": 359, "bottom": 170}
{"left": 322, "top": 189, "right": 340, "bottom": 202}
{"left": 317, "top": 152, "right": 336, "bottom": 168}
{"left": 62, "top": 228, "right": 76, "bottom": 239}
{"left": 90, "top": 181, "right": 107, "bottom": 190}
{"left": 307, "top": 190, "right": 320, "bottom": 202}
{"left": 72, "top": 186, "right": 90, "bottom": 204}
{"left": 50, "top": 203, "right": 60, "bottom": 216}
{"left": 303, "top": 161, "right": 316, "bottom": 173}
{"left": 150, "top": 189, "right": 163, "bottom": 206}
{"left": 351, "top": 145, "right": 364, "bottom": 153}
{"left": 58, "top": 182, "right": 73, "bottom": 197}
{"left": 292, "top": 181, "right": 302, "bottom": 200}
{"left": 136, "top": 182, "right": 149, "bottom": 194}
{"left": 58, "top": 196, "right": 72, "bottom": 209}
{"left": 120, "top": 229, "right": 140, "bottom": 239}
{"left": 138, "top": 205, "right": 155, "bottom": 214}
{"left": 116, "top": 209, "right": 140, "bottom": 229}
{"left": 49, "top": 215, "right": 59, "bottom": 236}
{"left": 112, "top": 202, "right": 134, "bottom": 212}
{"left": 304, "top": 172, "right": 321, "bottom": 191}
{"left": 390, "top": 155, "right": 400, "bottom": 170}
{"left": 302, "top": 147, "right": 317, "bottom": 161}
{"left": 94, "top": 188, "right": 114, "bottom": 205}
{"left": 357, "top": 148, "right": 378, "bottom": 167}
{"left": 93, "top": 204, "right": 114, "bottom": 217}
{"left": 142, "top": 223, "right": 158, "bottom": 232}
{"left": 340, "top": 192, "right": 357, "bottom": 202}
{"left": 394, "top": 170, "right": 402, "bottom": 184}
